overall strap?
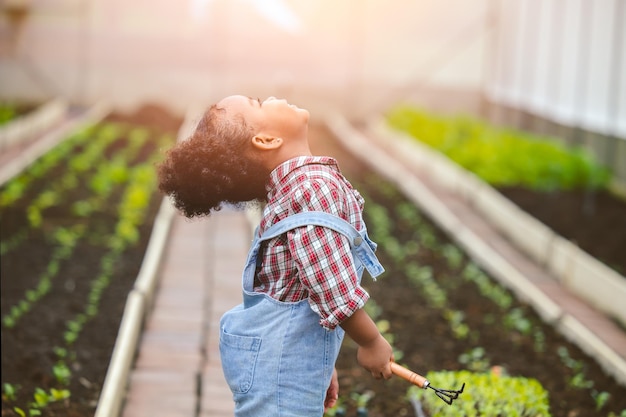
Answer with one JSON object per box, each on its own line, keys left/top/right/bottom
{"left": 257, "top": 211, "right": 385, "bottom": 278}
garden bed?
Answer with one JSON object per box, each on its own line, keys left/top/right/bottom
{"left": 0, "top": 104, "right": 181, "bottom": 417}
{"left": 358, "top": 119, "right": 626, "bottom": 328}
{"left": 380, "top": 106, "right": 626, "bottom": 279}
{"left": 309, "top": 125, "right": 626, "bottom": 417}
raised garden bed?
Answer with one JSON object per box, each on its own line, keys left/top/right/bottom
{"left": 0, "top": 100, "right": 68, "bottom": 152}
{"left": 308, "top": 124, "right": 626, "bottom": 417}
{"left": 0, "top": 105, "right": 181, "bottom": 417}
{"left": 360, "top": 116, "right": 626, "bottom": 328}
{"left": 383, "top": 105, "right": 626, "bottom": 277}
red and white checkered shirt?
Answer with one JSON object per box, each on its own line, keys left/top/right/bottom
{"left": 255, "top": 156, "right": 370, "bottom": 330}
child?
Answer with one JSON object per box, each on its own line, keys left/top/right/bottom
{"left": 157, "top": 95, "right": 393, "bottom": 416}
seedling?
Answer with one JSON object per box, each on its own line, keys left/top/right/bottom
{"left": 3, "top": 383, "right": 19, "bottom": 401}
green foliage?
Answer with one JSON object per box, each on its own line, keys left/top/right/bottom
{"left": 52, "top": 361, "right": 71, "bottom": 385}
{"left": 409, "top": 370, "right": 551, "bottom": 417}
{"left": 0, "top": 126, "right": 93, "bottom": 207}
{"left": 556, "top": 346, "right": 597, "bottom": 390}
{"left": 386, "top": 105, "right": 611, "bottom": 191}
{"left": 458, "top": 347, "right": 490, "bottom": 372}
{"left": 593, "top": 391, "right": 611, "bottom": 412}
{"left": 0, "top": 103, "right": 17, "bottom": 125}
{"left": 462, "top": 263, "right": 512, "bottom": 310}
{"left": 3, "top": 383, "right": 19, "bottom": 402}
{"left": 503, "top": 308, "right": 533, "bottom": 335}
{"left": 23, "top": 386, "right": 70, "bottom": 414}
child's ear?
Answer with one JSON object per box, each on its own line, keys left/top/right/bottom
{"left": 251, "top": 134, "right": 283, "bottom": 150}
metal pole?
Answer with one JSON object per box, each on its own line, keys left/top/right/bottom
{"left": 571, "top": 0, "right": 593, "bottom": 147}
{"left": 605, "top": 0, "right": 625, "bottom": 179}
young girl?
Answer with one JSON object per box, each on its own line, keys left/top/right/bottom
{"left": 157, "top": 95, "right": 393, "bottom": 416}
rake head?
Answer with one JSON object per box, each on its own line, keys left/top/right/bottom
{"left": 427, "top": 382, "right": 465, "bottom": 405}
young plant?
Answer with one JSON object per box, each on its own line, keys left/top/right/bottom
{"left": 592, "top": 390, "right": 610, "bottom": 412}
{"left": 350, "top": 391, "right": 374, "bottom": 417}
{"left": 458, "top": 347, "right": 490, "bottom": 372}
{"left": 2, "top": 383, "right": 19, "bottom": 402}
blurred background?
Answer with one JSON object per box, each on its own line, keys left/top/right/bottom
{"left": 1, "top": 0, "right": 625, "bottom": 180}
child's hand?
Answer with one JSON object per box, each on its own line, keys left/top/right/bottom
{"left": 356, "top": 334, "right": 394, "bottom": 379}
{"left": 324, "top": 368, "right": 339, "bottom": 411}
{"left": 340, "top": 308, "right": 395, "bottom": 379}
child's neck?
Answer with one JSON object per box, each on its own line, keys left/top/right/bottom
{"left": 265, "top": 137, "right": 312, "bottom": 170}
{"left": 273, "top": 147, "right": 312, "bottom": 168}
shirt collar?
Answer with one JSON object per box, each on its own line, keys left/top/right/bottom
{"left": 267, "top": 156, "right": 340, "bottom": 193}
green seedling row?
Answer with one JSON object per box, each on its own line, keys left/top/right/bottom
{"left": 0, "top": 119, "right": 173, "bottom": 416}
{"left": 386, "top": 105, "right": 611, "bottom": 191}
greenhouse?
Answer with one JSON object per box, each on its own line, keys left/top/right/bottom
{"left": 1, "top": 1, "right": 625, "bottom": 416}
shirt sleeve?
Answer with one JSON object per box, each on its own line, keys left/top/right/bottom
{"left": 286, "top": 179, "right": 370, "bottom": 330}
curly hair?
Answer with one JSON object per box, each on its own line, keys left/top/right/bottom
{"left": 156, "top": 105, "right": 270, "bottom": 217}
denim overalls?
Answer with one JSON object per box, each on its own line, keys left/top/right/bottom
{"left": 219, "top": 211, "right": 384, "bottom": 417}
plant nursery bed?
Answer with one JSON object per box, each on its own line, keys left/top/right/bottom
{"left": 1, "top": 104, "right": 181, "bottom": 417}
{"left": 309, "top": 125, "right": 626, "bottom": 417}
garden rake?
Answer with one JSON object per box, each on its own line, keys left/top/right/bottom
{"left": 390, "top": 362, "right": 465, "bottom": 405}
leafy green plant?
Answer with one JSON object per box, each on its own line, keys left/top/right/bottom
{"left": 444, "top": 309, "right": 470, "bottom": 340}
{"left": 458, "top": 347, "right": 490, "bottom": 372}
{"left": 52, "top": 362, "right": 71, "bottom": 386}
{"left": 13, "top": 406, "right": 38, "bottom": 417}
{"left": 2, "top": 383, "right": 19, "bottom": 402}
{"left": 6, "top": 386, "right": 71, "bottom": 416}
{"left": 351, "top": 391, "right": 374, "bottom": 417}
{"left": 462, "top": 263, "right": 513, "bottom": 310}
{"left": 556, "top": 345, "right": 596, "bottom": 389}
{"left": 441, "top": 244, "right": 464, "bottom": 270}
{"left": 386, "top": 105, "right": 611, "bottom": 191}
{"left": 592, "top": 390, "right": 611, "bottom": 412}
{"left": 409, "top": 370, "right": 551, "bottom": 417}
{"left": 503, "top": 308, "right": 533, "bottom": 335}
{"left": 324, "top": 397, "right": 346, "bottom": 417}
{"left": 30, "top": 387, "right": 70, "bottom": 410}
{"left": 0, "top": 103, "right": 17, "bottom": 125}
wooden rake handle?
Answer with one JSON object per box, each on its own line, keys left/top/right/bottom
{"left": 390, "top": 362, "right": 429, "bottom": 389}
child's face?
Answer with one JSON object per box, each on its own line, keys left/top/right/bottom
{"left": 217, "top": 95, "right": 309, "bottom": 141}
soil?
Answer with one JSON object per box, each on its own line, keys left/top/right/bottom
{"left": 1, "top": 111, "right": 625, "bottom": 417}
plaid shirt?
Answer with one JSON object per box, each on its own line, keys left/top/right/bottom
{"left": 256, "top": 156, "right": 370, "bottom": 330}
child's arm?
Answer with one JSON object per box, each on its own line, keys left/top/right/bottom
{"left": 340, "top": 308, "right": 393, "bottom": 379}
